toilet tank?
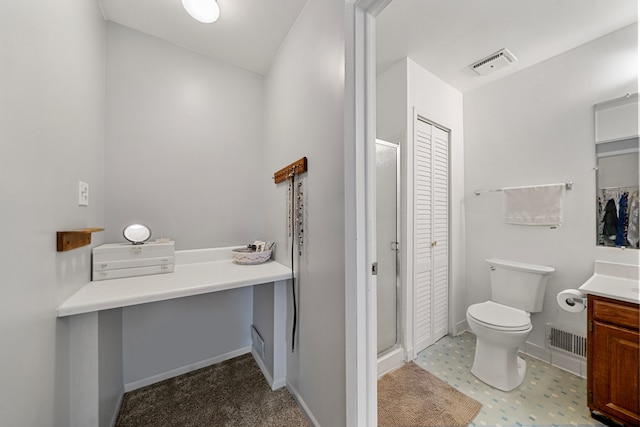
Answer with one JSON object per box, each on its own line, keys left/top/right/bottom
{"left": 486, "top": 258, "right": 555, "bottom": 313}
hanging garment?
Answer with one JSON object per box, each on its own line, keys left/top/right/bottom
{"left": 624, "top": 193, "right": 630, "bottom": 242}
{"left": 602, "top": 198, "right": 618, "bottom": 239}
{"left": 615, "top": 193, "right": 628, "bottom": 246}
{"left": 597, "top": 194, "right": 606, "bottom": 244}
{"left": 627, "top": 191, "right": 639, "bottom": 248}
{"left": 597, "top": 193, "right": 608, "bottom": 244}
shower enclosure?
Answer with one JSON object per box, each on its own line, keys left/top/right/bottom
{"left": 376, "top": 140, "right": 400, "bottom": 356}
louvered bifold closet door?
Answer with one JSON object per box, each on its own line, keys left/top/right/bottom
{"left": 431, "top": 126, "right": 448, "bottom": 341}
{"left": 414, "top": 114, "right": 449, "bottom": 354}
{"left": 414, "top": 119, "right": 433, "bottom": 353}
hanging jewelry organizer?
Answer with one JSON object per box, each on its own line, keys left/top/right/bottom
{"left": 273, "top": 157, "right": 307, "bottom": 184}
{"left": 296, "top": 181, "right": 304, "bottom": 256}
{"left": 274, "top": 157, "right": 307, "bottom": 253}
{"left": 273, "top": 157, "right": 307, "bottom": 352}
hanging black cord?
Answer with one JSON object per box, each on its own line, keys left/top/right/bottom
{"left": 290, "top": 172, "right": 297, "bottom": 353}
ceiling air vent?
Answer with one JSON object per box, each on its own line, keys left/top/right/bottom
{"left": 470, "top": 48, "right": 517, "bottom": 76}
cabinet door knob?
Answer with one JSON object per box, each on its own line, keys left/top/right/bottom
{"left": 432, "top": 241, "right": 437, "bottom": 247}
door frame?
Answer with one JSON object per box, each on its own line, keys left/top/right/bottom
{"left": 345, "top": 1, "right": 391, "bottom": 426}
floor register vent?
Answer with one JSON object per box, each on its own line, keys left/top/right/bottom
{"left": 251, "top": 325, "right": 265, "bottom": 360}
{"left": 548, "top": 325, "right": 587, "bottom": 358}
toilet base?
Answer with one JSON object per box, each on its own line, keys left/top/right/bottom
{"left": 471, "top": 339, "right": 527, "bottom": 392}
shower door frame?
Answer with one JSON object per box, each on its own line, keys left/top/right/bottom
{"left": 375, "top": 139, "right": 401, "bottom": 357}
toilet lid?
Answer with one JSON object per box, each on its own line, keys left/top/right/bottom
{"left": 467, "top": 301, "right": 531, "bottom": 330}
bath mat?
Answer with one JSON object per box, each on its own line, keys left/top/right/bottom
{"left": 378, "top": 361, "right": 482, "bottom": 427}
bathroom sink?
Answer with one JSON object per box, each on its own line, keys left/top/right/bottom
{"left": 578, "top": 261, "right": 640, "bottom": 304}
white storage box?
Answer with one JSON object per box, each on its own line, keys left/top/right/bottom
{"left": 92, "top": 241, "right": 175, "bottom": 281}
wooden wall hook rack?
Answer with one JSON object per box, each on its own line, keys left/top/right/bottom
{"left": 273, "top": 157, "right": 308, "bottom": 184}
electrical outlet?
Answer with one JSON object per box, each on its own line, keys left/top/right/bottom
{"left": 78, "top": 181, "right": 89, "bottom": 206}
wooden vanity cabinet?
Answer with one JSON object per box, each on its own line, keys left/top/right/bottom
{"left": 587, "top": 294, "right": 640, "bottom": 426}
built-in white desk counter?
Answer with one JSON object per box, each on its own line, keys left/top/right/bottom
{"left": 58, "top": 246, "right": 291, "bottom": 427}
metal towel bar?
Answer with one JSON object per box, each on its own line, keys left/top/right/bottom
{"left": 474, "top": 182, "right": 573, "bottom": 196}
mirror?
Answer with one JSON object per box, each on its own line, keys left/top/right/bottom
{"left": 595, "top": 93, "right": 639, "bottom": 249}
{"left": 123, "top": 224, "right": 152, "bottom": 244}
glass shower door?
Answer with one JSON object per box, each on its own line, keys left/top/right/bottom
{"left": 376, "top": 140, "right": 399, "bottom": 354}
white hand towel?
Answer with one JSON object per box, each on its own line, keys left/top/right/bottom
{"left": 503, "top": 184, "right": 566, "bottom": 226}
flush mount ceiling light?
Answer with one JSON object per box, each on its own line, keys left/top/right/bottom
{"left": 182, "top": 0, "right": 220, "bottom": 23}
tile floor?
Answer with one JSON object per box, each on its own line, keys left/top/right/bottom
{"left": 414, "top": 332, "right": 606, "bottom": 427}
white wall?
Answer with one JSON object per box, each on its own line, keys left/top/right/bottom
{"left": 263, "top": 0, "right": 346, "bottom": 424}
{"left": 464, "top": 24, "right": 639, "bottom": 368}
{"left": 99, "top": 309, "right": 124, "bottom": 426}
{"left": 0, "top": 0, "right": 107, "bottom": 425}
{"left": 253, "top": 284, "right": 276, "bottom": 378}
{"left": 104, "top": 23, "right": 266, "bottom": 387}
{"left": 122, "top": 289, "right": 253, "bottom": 386}
{"left": 105, "top": 22, "right": 265, "bottom": 250}
{"left": 377, "top": 61, "right": 408, "bottom": 143}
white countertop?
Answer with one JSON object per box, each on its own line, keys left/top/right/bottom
{"left": 578, "top": 261, "right": 640, "bottom": 304}
{"left": 57, "top": 246, "right": 291, "bottom": 317}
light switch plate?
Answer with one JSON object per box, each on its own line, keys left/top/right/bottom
{"left": 78, "top": 181, "right": 89, "bottom": 206}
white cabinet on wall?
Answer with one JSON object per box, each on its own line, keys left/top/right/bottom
{"left": 595, "top": 93, "right": 638, "bottom": 144}
{"left": 413, "top": 113, "right": 449, "bottom": 353}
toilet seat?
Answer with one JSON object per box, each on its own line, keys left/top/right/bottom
{"left": 467, "top": 301, "right": 531, "bottom": 331}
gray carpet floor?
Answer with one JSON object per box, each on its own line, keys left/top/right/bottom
{"left": 115, "top": 353, "right": 310, "bottom": 427}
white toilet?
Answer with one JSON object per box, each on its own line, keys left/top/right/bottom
{"left": 466, "top": 258, "right": 554, "bottom": 391}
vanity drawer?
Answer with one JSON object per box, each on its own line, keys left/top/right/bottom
{"left": 93, "top": 256, "right": 174, "bottom": 271}
{"left": 591, "top": 295, "right": 639, "bottom": 330}
{"left": 93, "top": 242, "right": 175, "bottom": 262}
{"left": 92, "top": 264, "right": 174, "bottom": 281}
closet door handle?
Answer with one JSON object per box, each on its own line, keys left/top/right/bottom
{"left": 431, "top": 241, "right": 437, "bottom": 247}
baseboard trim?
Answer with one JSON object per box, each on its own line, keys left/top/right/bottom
{"left": 287, "top": 382, "right": 321, "bottom": 427}
{"left": 251, "top": 348, "right": 286, "bottom": 390}
{"left": 523, "top": 340, "right": 551, "bottom": 364}
{"left": 124, "top": 346, "right": 252, "bottom": 392}
{"left": 549, "top": 350, "right": 586, "bottom": 378}
{"left": 522, "top": 340, "right": 586, "bottom": 378}
{"left": 462, "top": 333, "right": 586, "bottom": 379}
{"left": 377, "top": 347, "right": 405, "bottom": 378}
{"left": 455, "top": 319, "right": 469, "bottom": 335}
{"left": 109, "top": 390, "right": 124, "bottom": 427}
